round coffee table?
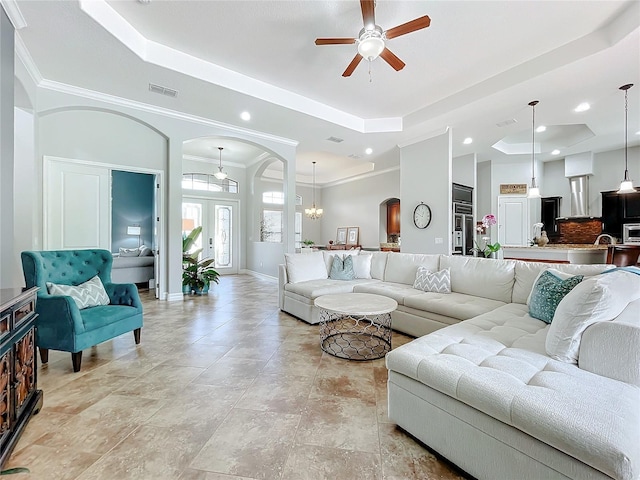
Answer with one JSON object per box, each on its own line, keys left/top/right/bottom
{"left": 315, "top": 293, "right": 397, "bottom": 360}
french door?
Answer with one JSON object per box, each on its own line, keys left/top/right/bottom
{"left": 182, "top": 198, "right": 238, "bottom": 274}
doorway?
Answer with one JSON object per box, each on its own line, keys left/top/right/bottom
{"left": 182, "top": 198, "right": 239, "bottom": 274}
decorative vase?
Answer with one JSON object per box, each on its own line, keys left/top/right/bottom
{"left": 182, "top": 284, "right": 191, "bottom": 295}
{"left": 192, "top": 283, "right": 209, "bottom": 295}
{"left": 538, "top": 231, "right": 549, "bottom": 247}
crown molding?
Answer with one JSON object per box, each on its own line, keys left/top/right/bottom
{"left": 397, "top": 126, "right": 451, "bottom": 149}
{"left": 323, "top": 165, "right": 400, "bottom": 188}
{"left": 0, "top": 0, "right": 26, "bottom": 30}
{"left": 15, "top": 34, "right": 43, "bottom": 85}
{"left": 38, "top": 79, "right": 299, "bottom": 147}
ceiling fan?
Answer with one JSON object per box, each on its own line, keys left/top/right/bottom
{"left": 315, "top": 0, "right": 431, "bottom": 77}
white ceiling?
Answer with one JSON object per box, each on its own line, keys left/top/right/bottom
{"left": 10, "top": 0, "right": 640, "bottom": 184}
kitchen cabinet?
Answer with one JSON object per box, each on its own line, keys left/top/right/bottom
{"left": 387, "top": 201, "right": 400, "bottom": 236}
{"left": 541, "top": 197, "right": 561, "bottom": 238}
{"left": 0, "top": 288, "right": 43, "bottom": 468}
{"left": 601, "top": 188, "right": 640, "bottom": 238}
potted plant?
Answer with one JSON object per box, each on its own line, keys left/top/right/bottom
{"left": 301, "top": 239, "right": 315, "bottom": 252}
{"left": 1, "top": 468, "right": 29, "bottom": 475}
{"left": 471, "top": 214, "right": 501, "bottom": 258}
{"left": 182, "top": 226, "right": 220, "bottom": 294}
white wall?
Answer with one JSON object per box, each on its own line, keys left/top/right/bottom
{"left": 400, "top": 131, "right": 452, "bottom": 254}
{"left": 0, "top": 9, "right": 14, "bottom": 288}
{"left": 453, "top": 153, "right": 476, "bottom": 188}
{"left": 540, "top": 159, "right": 570, "bottom": 217}
{"left": 320, "top": 168, "right": 400, "bottom": 248}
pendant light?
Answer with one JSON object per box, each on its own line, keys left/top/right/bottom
{"left": 214, "top": 147, "right": 227, "bottom": 180}
{"left": 527, "top": 100, "right": 541, "bottom": 199}
{"left": 617, "top": 84, "right": 635, "bottom": 194}
{"left": 304, "top": 161, "right": 323, "bottom": 220}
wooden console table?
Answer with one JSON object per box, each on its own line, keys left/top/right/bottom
{"left": 326, "top": 244, "right": 361, "bottom": 250}
{"left": 0, "top": 287, "right": 43, "bottom": 467}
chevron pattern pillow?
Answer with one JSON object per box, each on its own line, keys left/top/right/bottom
{"left": 414, "top": 266, "right": 451, "bottom": 294}
{"left": 47, "top": 275, "right": 110, "bottom": 310}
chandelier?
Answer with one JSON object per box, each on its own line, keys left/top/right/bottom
{"left": 305, "top": 161, "right": 323, "bottom": 220}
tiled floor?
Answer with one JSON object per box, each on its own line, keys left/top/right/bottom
{"left": 6, "top": 275, "right": 467, "bottom": 480}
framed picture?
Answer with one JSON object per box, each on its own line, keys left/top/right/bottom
{"left": 336, "top": 227, "right": 347, "bottom": 245}
{"left": 347, "top": 227, "right": 359, "bottom": 245}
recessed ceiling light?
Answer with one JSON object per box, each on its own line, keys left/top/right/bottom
{"left": 536, "top": 125, "right": 546, "bottom": 133}
{"left": 551, "top": 149, "right": 560, "bottom": 155}
{"left": 240, "top": 111, "right": 251, "bottom": 121}
{"left": 365, "top": 147, "right": 373, "bottom": 155}
{"left": 463, "top": 137, "right": 473, "bottom": 145}
{"left": 574, "top": 102, "right": 590, "bottom": 112}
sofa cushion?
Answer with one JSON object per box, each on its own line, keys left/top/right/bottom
{"left": 546, "top": 269, "right": 640, "bottom": 364}
{"left": 118, "top": 247, "right": 140, "bottom": 257}
{"left": 414, "top": 267, "right": 451, "bottom": 294}
{"left": 512, "top": 261, "right": 613, "bottom": 305}
{"left": 403, "top": 292, "right": 506, "bottom": 322}
{"left": 384, "top": 253, "right": 440, "bottom": 285}
{"left": 284, "top": 252, "right": 327, "bottom": 283}
{"left": 528, "top": 271, "right": 583, "bottom": 324}
{"left": 440, "top": 256, "right": 515, "bottom": 303}
{"left": 370, "top": 251, "right": 389, "bottom": 280}
{"left": 329, "top": 255, "right": 355, "bottom": 280}
{"left": 386, "top": 309, "right": 640, "bottom": 480}
{"left": 352, "top": 254, "right": 372, "bottom": 279}
{"left": 284, "top": 278, "right": 378, "bottom": 299}
{"left": 353, "top": 281, "right": 424, "bottom": 305}
{"left": 46, "top": 275, "right": 110, "bottom": 310}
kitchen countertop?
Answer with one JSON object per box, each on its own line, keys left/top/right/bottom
{"left": 502, "top": 244, "right": 609, "bottom": 264}
{"left": 503, "top": 244, "right": 608, "bottom": 250}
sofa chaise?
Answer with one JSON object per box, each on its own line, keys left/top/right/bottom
{"left": 278, "top": 251, "right": 640, "bottom": 480}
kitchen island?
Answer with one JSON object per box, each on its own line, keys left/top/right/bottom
{"left": 502, "top": 244, "right": 608, "bottom": 264}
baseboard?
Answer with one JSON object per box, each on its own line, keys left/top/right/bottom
{"left": 165, "top": 292, "right": 184, "bottom": 302}
{"left": 240, "top": 269, "right": 277, "bottom": 282}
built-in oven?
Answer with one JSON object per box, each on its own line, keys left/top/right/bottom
{"left": 453, "top": 183, "right": 473, "bottom": 205}
{"left": 623, "top": 224, "right": 640, "bottom": 244}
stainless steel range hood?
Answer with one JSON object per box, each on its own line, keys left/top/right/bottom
{"left": 569, "top": 175, "right": 589, "bottom": 217}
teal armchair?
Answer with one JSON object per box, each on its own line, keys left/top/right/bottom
{"left": 21, "top": 249, "right": 143, "bottom": 372}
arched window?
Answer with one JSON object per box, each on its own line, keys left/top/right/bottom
{"left": 260, "top": 192, "right": 302, "bottom": 246}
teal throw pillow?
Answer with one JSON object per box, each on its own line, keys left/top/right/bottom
{"left": 329, "top": 255, "right": 355, "bottom": 281}
{"left": 528, "top": 271, "right": 583, "bottom": 324}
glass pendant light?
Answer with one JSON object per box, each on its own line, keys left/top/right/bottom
{"left": 617, "top": 84, "right": 635, "bottom": 194}
{"left": 214, "top": 147, "right": 227, "bottom": 180}
{"left": 527, "top": 100, "right": 541, "bottom": 199}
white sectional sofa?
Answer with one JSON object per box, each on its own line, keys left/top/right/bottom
{"left": 278, "top": 251, "right": 640, "bottom": 480}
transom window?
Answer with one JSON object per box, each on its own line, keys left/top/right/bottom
{"left": 182, "top": 173, "right": 238, "bottom": 193}
{"left": 262, "top": 192, "right": 302, "bottom": 205}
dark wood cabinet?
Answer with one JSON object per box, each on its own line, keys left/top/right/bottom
{"left": 541, "top": 197, "right": 561, "bottom": 238}
{"left": 0, "top": 288, "right": 42, "bottom": 468}
{"left": 387, "top": 201, "right": 400, "bottom": 236}
{"left": 601, "top": 188, "right": 640, "bottom": 238}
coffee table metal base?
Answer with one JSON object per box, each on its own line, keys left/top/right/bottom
{"left": 319, "top": 310, "right": 392, "bottom": 361}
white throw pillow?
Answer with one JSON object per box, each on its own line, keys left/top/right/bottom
{"left": 46, "top": 275, "right": 110, "bottom": 310}
{"left": 545, "top": 270, "right": 640, "bottom": 364}
{"left": 284, "top": 252, "right": 327, "bottom": 283}
{"left": 119, "top": 247, "right": 140, "bottom": 257}
{"left": 139, "top": 245, "right": 153, "bottom": 256}
{"left": 526, "top": 268, "right": 575, "bottom": 306}
{"left": 414, "top": 267, "right": 451, "bottom": 294}
{"left": 352, "top": 254, "right": 372, "bottom": 279}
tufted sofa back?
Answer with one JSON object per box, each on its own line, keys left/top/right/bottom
{"left": 21, "top": 249, "right": 113, "bottom": 290}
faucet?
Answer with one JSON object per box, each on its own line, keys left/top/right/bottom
{"left": 594, "top": 234, "right": 617, "bottom": 245}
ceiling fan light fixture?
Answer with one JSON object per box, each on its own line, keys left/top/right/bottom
{"left": 357, "top": 28, "right": 385, "bottom": 61}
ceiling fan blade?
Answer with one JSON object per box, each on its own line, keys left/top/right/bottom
{"left": 342, "top": 54, "right": 363, "bottom": 77}
{"left": 385, "top": 15, "right": 431, "bottom": 39}
{"left": 315, "top": 38, "right": 357, "bottom": 45}
{"left": 380, "top": 48, "right": 406, "bottom": 71}
{"left": 360, "top": 0, "right": 375, "bottom": 28}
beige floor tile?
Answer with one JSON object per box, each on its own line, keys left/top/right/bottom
{"left": 75, "top": 425, "right": 208, "bottom": 480}
{"left": 296, "top": 395, "right": 379, "bottom": 453}
{"left": 190, "top": 408, "right": 301, "bottom": 479}
{"left": 192, "top": 357, "right": 267, "bottom": 388}
{"left": 179, "top": 470, "right": 255, "bottom": 480}
{"left": 281, "top": 444, "right": 382, "bottom": 480}
{"left": 379, "top": 423, "right": 466, "bottom": 480}
{"left": 262, "top": 348, "right": 322, "bottom": 377}
{"left": 115, "top": 364, "right": 205, "bottom": 398}
{"left": 166, "top": 344, "right": 233, "bottom": 368}
{"left": 12, "top": 409, "right": 74, "bottom": 453}
{"left": 4, "top": 443, "right": 101, "bottom": 480}
{"left": 235, "top": 373, "right": 314, "bottom": 414}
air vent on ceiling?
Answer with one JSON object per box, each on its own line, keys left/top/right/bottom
{"left": 496, "top": 119, "right": 517, "bottom": 127}
{"left": 348, "top": 154, "right": 361, "bottom": 159}
{"left": 326, "top": 136, "right": 344, "bottom": 143}
{"left": 149, "top": 83, "right": 178, "bottom": 98}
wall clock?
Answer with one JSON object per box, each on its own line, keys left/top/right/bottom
{"left": 413, "top": 202, "right": 432, "bottom": 229}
